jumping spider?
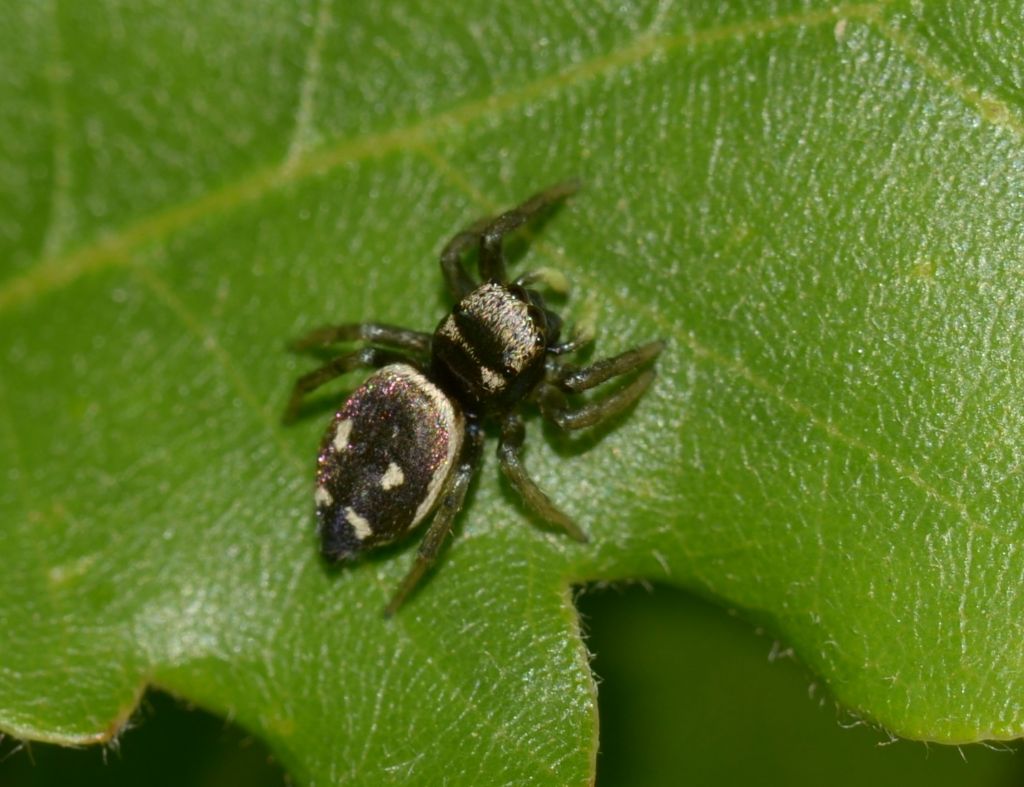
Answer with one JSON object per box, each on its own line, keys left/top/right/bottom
{"left": 285, "top": 182, "right": 663, "bottom": 615}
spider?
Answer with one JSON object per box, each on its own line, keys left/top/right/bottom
{"left": 284, "top": 181, "right": 663, "bottom": 615}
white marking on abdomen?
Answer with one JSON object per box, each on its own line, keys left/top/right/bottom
{"left": 314, "top": 485, "right": 334, "bottom": 507}
{"left": 386, "top": 365, "right": 465, "bottom": 526}
{"left": 345, "top": 507, "right": 373, "bottom": 540}
{"left": 332, "top": 418, "right": 353, "bottom": 452}
{"left": 381, "top": 462, "right": 405, "bottom": 490}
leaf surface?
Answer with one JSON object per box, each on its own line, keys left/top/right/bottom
{"left": 2, "top": 1, "right": 1024, "bottom": 783}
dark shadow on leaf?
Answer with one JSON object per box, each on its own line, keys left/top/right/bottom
{"left": 0, "top": 692, "right": 286, "bottom": 787}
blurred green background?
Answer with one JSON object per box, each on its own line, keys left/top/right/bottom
{"left": 4, "top": 585, "right": 1021, "bottom": 787}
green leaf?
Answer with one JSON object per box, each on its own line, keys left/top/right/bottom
{"left": 582, "top": 586, "right": 1024, "bottom": 787}
{"left": 2, "top": 0, "right": 1023, "bottom": 783}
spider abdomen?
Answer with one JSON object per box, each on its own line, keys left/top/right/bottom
{"left": 315, "top": 363, "right": 464, "bottom": 561}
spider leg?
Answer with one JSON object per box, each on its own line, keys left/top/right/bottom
{"left": 547, "top": 300, "right": 602, "bottom": 356}
{"left": 288, "top": 322, "right": 431, "bottom": 354}
{"left": 479, "top": 180, "right": 581, "bottom": 283}
{"left": 534, "top": 340, "right": 662, "bottom": 431}
{"left": 513, "top": 267, "right": 571, "bottom": 295}
{"left": 497, "top": 412, "right": 587, "bottom": 542}
{"left": 440, "top": 216, "right": 492, "bottom": 300}
{"left": 548, "top": 330, "right": 595, "bottom": 356}
{"left": 283, "top": 347, "right": 412, "bottom": 423}
{"left": 556, "top": 340, "right": 665, "bottom": 392}
{"left": 385, "top": 420, "right": 485, "bottom": 616}
{"left": 534, "top": 372, "right": 656, "bottom": 430}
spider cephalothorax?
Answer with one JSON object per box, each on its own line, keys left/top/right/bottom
{"left": 285, "top": 182, "right": 663, "bottom": 615}
{"left": 433, "top": 281, "right": 554, "bottom": 411}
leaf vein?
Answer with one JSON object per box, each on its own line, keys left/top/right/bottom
{"left": 386, "top": 611, "right": 565, "bottom": 777}
{"left": 132, "top": 265, "right": 305, "bottom": 476}
{"left": 284, "top": 0, "right": 333, "bottom": 168}
{"left": 41, "top": 0, "right": 74, "bottom": 259}
{"left": 418, "top": 144, "right": 1007, "bottom": 549}
{"left": 868, "top": 10, "right": 1024, "bottom": 140}
{"left": 0, "top": 1, "right": 889, "bottom": 313}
